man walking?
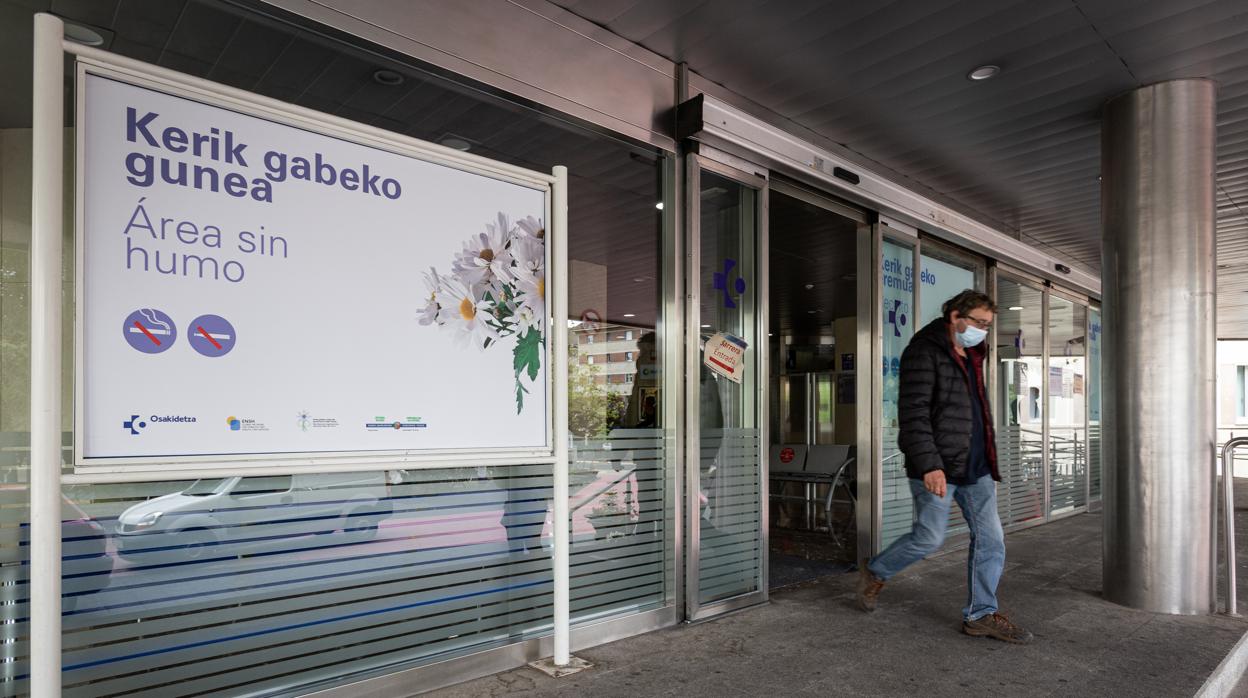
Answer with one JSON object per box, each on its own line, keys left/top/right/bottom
{"left": 857, "top": 290, "right": 1032, "bottom": 644}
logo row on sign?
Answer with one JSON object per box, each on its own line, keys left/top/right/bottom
{"left": 123, "top": 308, "right": 236, "bottom": 357}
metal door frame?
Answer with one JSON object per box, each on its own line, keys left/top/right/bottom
{"left": 684, "top": 148, "right": 770, "bottom": 622}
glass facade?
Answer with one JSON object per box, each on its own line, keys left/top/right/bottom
{"left": 879, "top": 242, "right": 985, "bottom": 548}
{"left": 994, "top": 277, "right": 1046, "bottom": 528}
{"left": 922, "top": 247, "right": 982, "bottom": 540}
{"left": 1088, "top": 307, "right": 1103, "bottom": 501}
{"left": 1239, "top": 365, "right": 1246, "bottom": 420}
{"left": 695, "top": 171, "right": 761, "bottom": 605}
{"left": 1, "top": 4, "right": 674, "bottom": 694}
{"left": 1048, "top": 296, "right": 1088, "bottom": 516}
{"left": 0, "top": 2, "right": 1111, "bottom": 694}
{"left": 879, "top": 238, "right": 915, "bottom": 548}
{"left": 919, "top": 247, "right": 981, "bottom": 325}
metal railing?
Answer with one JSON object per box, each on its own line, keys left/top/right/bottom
{"left": 1221, "top": 436, "right": 1248, "bottom": 616}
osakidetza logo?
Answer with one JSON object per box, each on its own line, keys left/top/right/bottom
{"left": 124, "top": 413, "right": 197, "bottom": 435}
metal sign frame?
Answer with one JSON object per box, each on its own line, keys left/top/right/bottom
{"left": 28, "top": 13, "right": 574, "bottom": 696}
{"left": 68, "top": 55, "right": 563, "bottom": 477}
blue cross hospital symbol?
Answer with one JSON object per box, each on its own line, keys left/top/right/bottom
{"left": 713, "top": 258, "right": 747, "bottom": 309}
{"left": 888, "top": 299, "right": 908, "bottom": 337}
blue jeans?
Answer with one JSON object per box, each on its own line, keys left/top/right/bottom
{"left": 867, "top": 474, "right": 1005, "bottom": 621}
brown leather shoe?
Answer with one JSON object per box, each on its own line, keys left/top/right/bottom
{"left": 856, "top": 560, "right": 885, "bottom": 613}
{"left": 962, "top": 612, "right": 1034, "bottom": 644}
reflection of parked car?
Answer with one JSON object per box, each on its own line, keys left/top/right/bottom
{"left": 62, "top": 496, "right": 114, "bottom": 611}
{"left": 0, "top": 486, "right": 114, "bottom": 612}
{"left": 115, "top": 472, "right": 394, "bottom": 563}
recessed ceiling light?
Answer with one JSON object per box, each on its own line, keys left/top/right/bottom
{"left": 438, "top": 136, "right": 472, "bottom": 152}
{"left": 1009, "top": 306, "right": 1024, "bottom": 311}
{"left": 655, "top": 202, "right": 665, "bottom": 210}
{"left": 622, "top": 313, "right": 636, "bottom": 318}
{"left": 967, "top": 65, "right": 1001, "bottom": 81}
{"left": 372, "top": 69, "right": 405, "bottom": 86}
{"left": 804, "top": 283, "right": 815, "bottom": 290}
{"left": 701, "top": 324, "right": 711, "bottom": 328}
{"left": 64, "top": 22, "right": 104, "bottom": 46}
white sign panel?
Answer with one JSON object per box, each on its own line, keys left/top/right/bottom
{"left": 80, "top": 72, "right": 551, "bottom": 463}
{"left": 703, "top": 332, "right": 748, "bottom": 383}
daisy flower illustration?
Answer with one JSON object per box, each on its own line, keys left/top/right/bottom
{"left": 444, "top": 279, "right": 498, "bottom": 348}
{"left": 453, "top": 212, "right": 514, "bottom": 291}
{"left": 515, "top": 215, "right": 544, "bottom": 240}
{"left": 422, "top": 212, "right": 546, "bottom": 413}
{"left": 417, "top": 267, "right": 445, "bottom": 326}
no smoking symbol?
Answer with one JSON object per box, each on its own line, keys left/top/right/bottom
{"left": 188, "top": 315, "right": 237, "bottom": 357}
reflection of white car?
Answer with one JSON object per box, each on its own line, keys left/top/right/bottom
{"left": 116, "top": 472, "right": 393, "bottom": 562}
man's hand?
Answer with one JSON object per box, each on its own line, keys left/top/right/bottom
{"left": 923, "top": 469, "right": 947, "bottom": 498}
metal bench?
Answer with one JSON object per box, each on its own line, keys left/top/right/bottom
{"left": 768, "top": 444, "right": 856, "bottom": 547}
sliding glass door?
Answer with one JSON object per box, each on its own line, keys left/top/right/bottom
{"left": 686, "top": 155, "right": 767, "bottom": 620}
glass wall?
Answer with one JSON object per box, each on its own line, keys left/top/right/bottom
{"left": 878, "top": 239, "right": 986, "bottom": 549}
{"left": 695, "top": 170, "right": 761, "bottom": 605}
{"left": 879, "top": 238, "right": 915, "bottom": 548}
{"left": 919, "top": 244, "right": 983, "bottom": 324}
{"left": 1048, "top": 295, "right": 1088, "bottom": 516}
{"left": 994, "top": 277, "right": 1046, "bottom": 528}
{"left": 919, "top": 243, "right": 985, "bottom": 540}
{"left": 0, "top": 2, "right": 674, "bottom": 695}
{"left": 1088, "top": 307, "right": 1102, "bottom": 501}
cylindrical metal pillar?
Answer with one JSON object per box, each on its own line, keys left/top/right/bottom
{"left": 1102, "top": 79, "right": 1217, "bottom": 615}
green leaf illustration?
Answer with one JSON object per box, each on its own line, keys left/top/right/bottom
{"left": 511, "top": 329, "right": 544, "bottom": 414}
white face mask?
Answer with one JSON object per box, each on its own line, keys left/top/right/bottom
{"left": 956, "top": 324, "right": 988, "bottom": 348}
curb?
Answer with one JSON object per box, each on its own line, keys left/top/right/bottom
{"left": 1197, "top": 627, "right": 1248, "bottom": 698}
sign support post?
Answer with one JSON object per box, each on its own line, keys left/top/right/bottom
{"left": 551, "top": 166, "right": 571, "bottom": 666}
{"left": 31, "top": 12, "right": 65, "bottom": 697}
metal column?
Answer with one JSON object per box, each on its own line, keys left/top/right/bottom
{"left": 1101, "top": 79, "right": 1217, "bottom": 615}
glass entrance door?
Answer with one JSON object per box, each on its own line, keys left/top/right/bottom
{"left": 994, "top": 274, "right": 1047, "bottom": 528}
{"left": 686, "top": 155, "right": 766, "bottom": 620}
{"left": 1047, "top": 292, "right": 1088, "bottom": 516}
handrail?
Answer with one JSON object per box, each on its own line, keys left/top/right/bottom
{"left": 1221, "top": 437, "right": 1248, "bottom": 616}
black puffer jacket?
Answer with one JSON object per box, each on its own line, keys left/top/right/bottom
{"left": 898, "top": 318, "right": 999, "bottom": 482}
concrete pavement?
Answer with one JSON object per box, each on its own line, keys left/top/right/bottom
{"left": 429, "top": 498, "right": 1248, "bottom": 697}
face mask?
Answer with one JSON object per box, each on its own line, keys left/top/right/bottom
{"left": 956, "top": 324, "right": 988, "bottom": 348}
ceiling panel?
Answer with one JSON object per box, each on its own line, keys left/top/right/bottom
{"left": 554, "top": 0, "right": 1248, "bottom": 337}
{"left": 768, "top": 188, "right": 861, "bottom": 336}
{"left": 2, "top": 0, "right": 1246, "bottom": 335}
{"left": 0, "top": 0, "right": 667, "bottom": 331}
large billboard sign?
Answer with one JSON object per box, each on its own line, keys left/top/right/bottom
{"left": 78, "top": 69, "right": 552, "bottom": 466}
